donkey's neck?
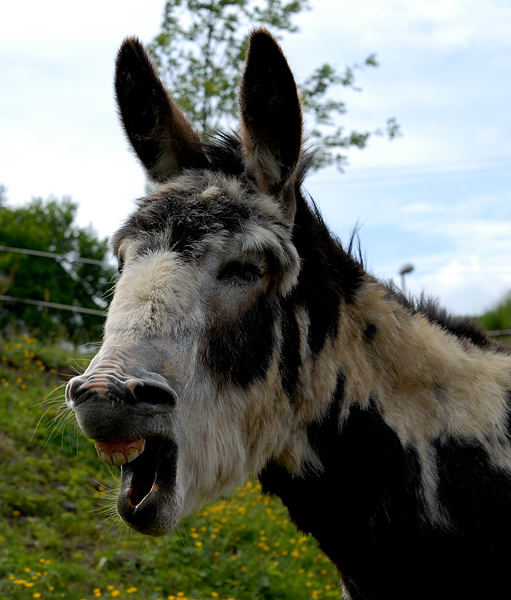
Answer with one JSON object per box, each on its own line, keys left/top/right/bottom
{"left": 260, "top": 195, "right": 511, "bottom": 577}
{"left": 285, "top": 195, "right": 510, "bottom": 452}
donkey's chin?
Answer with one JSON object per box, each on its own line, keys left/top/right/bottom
{"left": 116, "top": 437, "right": 182, "bottom": 536}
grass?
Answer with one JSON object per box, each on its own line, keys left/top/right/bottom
{"left": 0, "top": 335, "right": 340, "bottom": 600}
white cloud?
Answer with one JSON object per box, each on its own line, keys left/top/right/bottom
{"left": 411, "top": 256, "right": 511, "bottom": 315}
{"left": 293, "top": 0, "right": 511, "bottom": 52}
{"left": 0, "top": 1, "right": 163, "bottom": 47}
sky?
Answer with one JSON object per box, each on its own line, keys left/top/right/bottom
{"left": 1, "top": 0, "right": 510, "bottom": 316}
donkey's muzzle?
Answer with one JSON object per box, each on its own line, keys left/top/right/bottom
{"left": 65, "top": 373, "right": 176, "bottom": 442}
{"left": 66, "top": 366, "right": 181, "bottom": 536}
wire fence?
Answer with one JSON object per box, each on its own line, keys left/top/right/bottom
{"left": 0, "top": 244, "right": 111, "bottom": 267}
{"left": 0, "top": 294, "right": 105, "bottom": 317}
{"left": 0, "top": 244, "right": 110, "bottom": 318}
{"left": 487, "top": 329, "right": 511, "bottom": 338}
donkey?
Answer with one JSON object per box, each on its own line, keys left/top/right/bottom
{"left": 66, "top": 30, "right": 511, "bottom": 599}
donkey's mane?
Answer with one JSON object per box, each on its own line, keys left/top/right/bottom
{"left": 201, "top": 132, "right": 246, "bottom": 178}
{"left": 202, "top": 131, "right": 315, "bottom": 188}
{"left": 386, "top": 284, "right": 508, "bottom": 352}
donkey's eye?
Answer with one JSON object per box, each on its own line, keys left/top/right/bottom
{"left": 117, "top": 256, "right": 125, "bottom": 275}
{"left": 217, "top": 260, "right": 264, "bottom": 284}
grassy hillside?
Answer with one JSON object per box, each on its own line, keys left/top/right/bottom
{"left": 0, "top": 336, "right": 340, "bottom": 600}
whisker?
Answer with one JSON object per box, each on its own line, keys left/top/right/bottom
{"left": 32, "top": 384, "right": 67, "bottom": 408}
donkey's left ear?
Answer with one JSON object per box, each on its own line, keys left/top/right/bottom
{"left": 115, "top": 37, "right": 206, "bottom": 182}
{"left": 240, "top": 29, "right": 302, "bottom": 218}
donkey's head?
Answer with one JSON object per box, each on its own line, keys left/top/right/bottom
{"left": 65, "top": 30, "right": 306, "bottom": 536}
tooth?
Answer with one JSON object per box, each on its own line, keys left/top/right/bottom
{"left": 99, "top": 450, "right": 114, "bottom": 466}
{"left": 94, "top": 438, "right": 146, "bottom": 466}
{"left": 112, "top": 451, "right": 127, "bottom": 466}
{"left": 126, "top": 448, "right": 140, "bottom": 463}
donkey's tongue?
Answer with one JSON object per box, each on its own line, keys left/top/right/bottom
{"left": 95, "top": 439, "right": 145, "bottom": 466}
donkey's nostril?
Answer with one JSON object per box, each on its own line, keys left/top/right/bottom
{"left": 132, "top": 381, "right": 177, "bottom": 407}
{"left": 66, "top": 377, "right": 84, "bottom": 403}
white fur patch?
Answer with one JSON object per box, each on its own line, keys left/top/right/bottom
{"left": 200, "top": 185, "right": 221, "bottom": 200}
{"left": 105, "top": 251, "right": 204, "bottom": 342}
{"left": 174, "top": 340, "right": 294, "bottom": 516}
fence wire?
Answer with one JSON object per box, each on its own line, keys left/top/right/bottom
{"left": 0, "top": 244, "right": 110, "bottom": 267}
{"left": 0, "top": 294, "right": 105, "bottom": 317}
{"left": 0, "top": 244, "right": 109, "bottom": 318}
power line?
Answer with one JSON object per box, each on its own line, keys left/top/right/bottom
{"left": 0, "top": 295, "right": 105, "bottom": 317}
{"left": 310, "top": 158, "right": 511, "bottom": 189}
{"left": 0, "top": 244, "right": 110, "bottom": 267}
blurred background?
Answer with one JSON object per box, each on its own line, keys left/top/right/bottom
{"left": 0, "top": 1, "right": 510, "bottom": 599}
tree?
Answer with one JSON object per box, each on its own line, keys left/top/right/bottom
{"left": 0, "top": 197, "right": 115, "bottom": 342}
{"left": 148, "top": 0, "right": 401, "bottom": 171}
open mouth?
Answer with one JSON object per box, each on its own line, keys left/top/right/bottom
{"left": 96, "top": 437, "right": 179, "bottom": 536}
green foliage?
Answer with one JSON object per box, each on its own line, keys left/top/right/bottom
{"left": 0, "top": 335, "right": 341, "bottom": 599}
{"left": 301, "top": 58, "right": 401, "bottom": 170}
{"left": 149, "top": 0, "right": 309, "bottom": 135}
{"left": 479, "top": 292, "right": 511, "bottom": 345}
{"left": 148, "top": 0, "right": 400, "bottom": 171}
{"left": 0, "top": 197, "right": 114, "bottom": 343}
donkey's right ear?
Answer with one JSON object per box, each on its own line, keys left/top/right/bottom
{"left": 115, "top": 37, "right": 206, "bottom": 182}
{"left": 240, "top": 30, "right": 302, "bottom": 200}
